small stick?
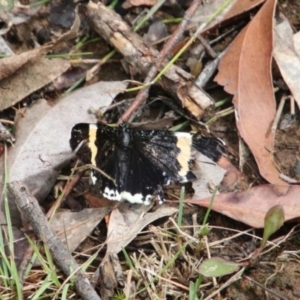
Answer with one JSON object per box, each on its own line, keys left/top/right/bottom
{"left": 197, "top": 34, "right": 217, "bottom": 58}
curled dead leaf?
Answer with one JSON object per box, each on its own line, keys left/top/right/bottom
{"left": 188, "top": 184, "right": 299, "bottom": 228}
{"left": 214, "top": 0, "right": 288, "bottom": 191}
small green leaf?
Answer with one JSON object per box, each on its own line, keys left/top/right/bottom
{"left": 260, "top": 204, "right": 285, "bottom": 250}
{"left": 199, "top": 225, "right": 211, "bottom": 236}
{"left": 199, "top": 257, "right": 239, "bottom": 277}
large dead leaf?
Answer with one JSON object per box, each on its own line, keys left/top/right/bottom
{"left": 273, "top": 16, "right": 300, "bottom": 110}
{"left": 0, "top": 57, "right": 70, "bottom": 111}
{"left": 105, "top": 203, "right": 178, "bottom": 254}
{"left": 0, "top": 46, "right": 51, "bottom": 81}
{"left": 215, "top": 0, "right": 288, "bottom": 190}
{"left": 188, "top": 184, "right": 299, "bottom": 228}
{"left": 0, "top": 81, "right": 127, "bottom": 227}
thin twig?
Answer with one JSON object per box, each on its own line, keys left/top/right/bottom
{"left": 197, "top": 34, "right": 217, "bottom": 58}
{"left": 118, "top": 0, "right": 203, "bottom": 123}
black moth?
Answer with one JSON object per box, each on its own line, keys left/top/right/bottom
{"left": 70, "top": 123, "right": 224, "bottom": 204}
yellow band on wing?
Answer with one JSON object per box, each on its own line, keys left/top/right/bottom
{"left": 88, "top": 124, "right": 98, "bottom": 166}
{"left": 175, "top": 132, "right": 192, "bottom": 177}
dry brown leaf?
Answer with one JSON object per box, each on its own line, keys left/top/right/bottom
{"left": 0, "top": 45, "right": 51, "bottom": 81}
{"left": 215, "top": 0, "right": 288, "bottom": 190}
{"left": 51, "top": 207, "right": 112, "bottom": 252}
{"left": 105, "top": 203, "right": 178, "bottom": 254}
{"left": 188, "top": 184, "right": 299, "bottom": 228}
{"left": 0, "top": 57, "right": 69, "bottom": 111}
{"left": 273, "top": 15, "right": 300, "bottom": 109}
